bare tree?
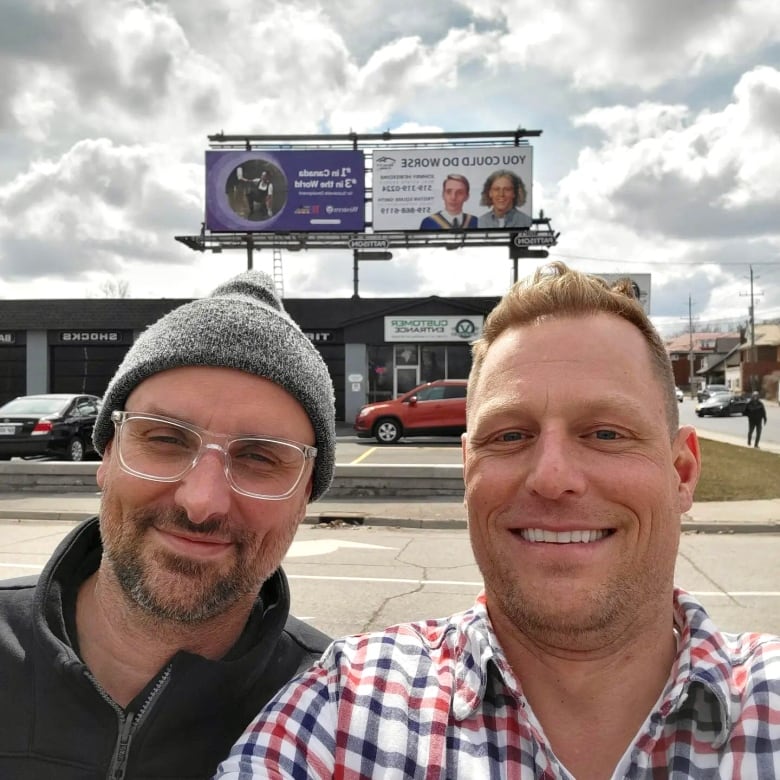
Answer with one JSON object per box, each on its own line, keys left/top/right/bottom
{"left": 88, "top": 278, "right": 131, "bottom": 298}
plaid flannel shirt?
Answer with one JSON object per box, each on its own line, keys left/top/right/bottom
{"left": 217, "top": 589, "right": 780, "bottom": 779}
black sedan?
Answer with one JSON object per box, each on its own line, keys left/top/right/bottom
{"left": 0, "top": 394, "right": 101, "bottom": 461}
{"left": 695, "top": 392, "right": 749, "bottom": 418}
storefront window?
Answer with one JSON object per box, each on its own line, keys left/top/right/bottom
{"left": 446, "top": 345, "right": 472, "bottom": 379}
{"left": 367, "top": 345, "right": 394, "bottom": 403}
{"left": 421, "top": 346, "right": 445, "bottom": 382}
{"left": 367, "top": 342, "right": 474, "bottom": 402}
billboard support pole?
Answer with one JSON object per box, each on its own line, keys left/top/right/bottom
{"left": 246, "top": 234, "right": 254, "bottom": 270}
{"left": 352, "top": 249, "right": 360, "bottom": 298}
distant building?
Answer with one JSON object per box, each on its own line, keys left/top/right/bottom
{"left": 665, "top": 332, "right": 740, "bottom": 392}
{"left": 666, "top": 325, "right": 780, "bottom": 398}
{"left": 731, "top": 323, "right": 780, "bottom": 398}
{"left": 0, "top": 294, "right": 500, "bottom": 422}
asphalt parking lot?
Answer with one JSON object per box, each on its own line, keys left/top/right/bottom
{"left": 2, "top": 520, "right": 779, "bottom": 638}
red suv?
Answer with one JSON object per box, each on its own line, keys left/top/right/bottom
{"left": 354, "top": 379, "right": 468, "bottom": 444}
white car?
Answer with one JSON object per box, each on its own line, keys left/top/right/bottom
{"left": 675, "top": 387, "right": 684, "bottom": 403}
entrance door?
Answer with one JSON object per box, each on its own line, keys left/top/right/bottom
{"left": 396, "top": 367, "right": 419, "bottom": 396}
{"left": 394, "top": 344, "right": 419, "bottom": 395}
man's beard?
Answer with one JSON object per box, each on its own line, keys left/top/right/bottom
{"left": 100, "top": 502, "right": 297, "bottom": 625}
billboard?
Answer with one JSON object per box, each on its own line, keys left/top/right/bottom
{"left": 373, "top": 146, "right": 532, "bottom": 231}
{"left": 205, "top": 150, "right": 365, "bottom": 232}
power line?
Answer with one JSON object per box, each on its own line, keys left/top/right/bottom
{"left": 550, "top": 251, "right": 780, "bottom": 268}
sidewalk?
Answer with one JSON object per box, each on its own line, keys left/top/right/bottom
{"left": 0, "top": 493, "right": 777, "bottom": 534}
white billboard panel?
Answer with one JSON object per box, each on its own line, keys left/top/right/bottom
{"left": 373, "top": 146, "right": 533, "bottom": 232}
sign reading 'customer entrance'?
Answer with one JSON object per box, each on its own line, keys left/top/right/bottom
{"left": 384, "top": 316, "right": 484, "bottom": 342}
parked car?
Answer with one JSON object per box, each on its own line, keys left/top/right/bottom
{"left": 354, "top": 379, "right": 467, "bottom": 444}
{"left": 675, "top": 386, "right": 684, "bottom": 403}
{"left": 696, "top": 384, "right": 728, "bottom": 402}
{"left": 695, "top": 392, "right": 749, "bottom": 417}
{"left": 0, "top": 394, "right": 101, "bottom": 461}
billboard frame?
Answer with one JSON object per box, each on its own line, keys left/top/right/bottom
{"left": 175, "top": 129, "right": 560, "bottom": 294}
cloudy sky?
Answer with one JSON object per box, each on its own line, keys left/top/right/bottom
{"left": 1, "top": 0, "right": 779, "bottom": 335}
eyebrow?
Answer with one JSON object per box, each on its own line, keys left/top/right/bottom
{"left": 127, "top": 404, "right": 185, "bottom": 420}
{"left": 474, "top": 393, "right": 653, "bottom": 425}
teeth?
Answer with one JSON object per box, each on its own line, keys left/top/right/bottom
{"left": 519, "top": 528, "right": 609, "bottom": 544}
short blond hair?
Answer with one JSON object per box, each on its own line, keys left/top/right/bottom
{"left": 468, "top": 262, "right": 678, "bottom": 433}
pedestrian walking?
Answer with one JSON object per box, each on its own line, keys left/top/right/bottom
{"left": 744, "top": 391, "right": 768, "bottom": 448}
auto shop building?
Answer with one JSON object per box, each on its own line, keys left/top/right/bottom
{"left": 0, "top": 294, "right": 499, "bottom": 422}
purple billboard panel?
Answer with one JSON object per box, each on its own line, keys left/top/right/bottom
{"left": 205, "top": 150, "right": 365, "bottom": 232}
{"left": 373, "top": 146, "right": 533, "bottom": 232}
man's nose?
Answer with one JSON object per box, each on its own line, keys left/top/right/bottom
{"left": 173, "top": 446, "right": 233, "bottom": 524}
{"left": 524, "top": 432, "right": 587, "bottom": 500}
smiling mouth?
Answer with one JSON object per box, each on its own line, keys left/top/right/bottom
{"left": 518, "top": 528, "right": 612, "bottom": 544}
{"left": 154, "top": 527, "right": 234, "bottom": 555}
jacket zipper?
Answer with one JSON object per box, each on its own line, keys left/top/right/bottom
{"left": 85, "top": 664, "right": 172, "bottom": 779}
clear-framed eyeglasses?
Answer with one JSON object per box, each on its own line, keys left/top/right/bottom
{"left": 110, "top": 411, "right": 317, "bottom": 500}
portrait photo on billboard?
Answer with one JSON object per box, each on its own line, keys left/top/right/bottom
{"left": 373, "top": 146, "right": 533, "bottom": 232}
{"left": 418, "top": 173, "right": 478, "bottom": 230}
{"left": 227, "top": 159, "right": 286, "bottom": 222}
{"left": 205, "top": 149, "right": 366, "bottom": 233}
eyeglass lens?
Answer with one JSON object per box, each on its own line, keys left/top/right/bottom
{"left": 118, "top": 415, "right": 307, "bottom": 497}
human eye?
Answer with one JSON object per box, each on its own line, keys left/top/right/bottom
{"left": 497, "top": 430, "right": 529, "bottom": 442}
{"left": 131, "top": 420, "right": 193, "bottom": 450}
{"left": 477, "top": 429, "right": 534, "bottom": 449}
{"left": 231, "top": 440, "right": 296, "bottom": 471}
{"left": 592, "top": 429, "right": 621, "bottom": 441}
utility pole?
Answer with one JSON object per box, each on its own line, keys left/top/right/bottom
{"left": 740, "top": 265, "right": 762, "bottom": 392}
{"left": 749, "top": 265, "right": 756, "bottom": 358}
{"left": 688, "top": 295, "right": 695, "bottom": 398}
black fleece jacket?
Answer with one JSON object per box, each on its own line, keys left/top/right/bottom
{"left": 0, "top": 517, "right": 330, "bottom": 779}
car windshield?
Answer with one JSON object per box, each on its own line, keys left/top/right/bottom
{"left": 707, "top": 393, "right": 731, "bottom": 401}
{"left": 0, "top": 397, "right": 69, "bottom": 415}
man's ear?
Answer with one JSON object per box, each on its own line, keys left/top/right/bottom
{"left": 673, "top": 426, "right": 701, "bottom": 514}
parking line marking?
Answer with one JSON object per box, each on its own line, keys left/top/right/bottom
{"left": 351, "top": 447, "right": 377, "bottom": 464}
{"left": 2, "top": 563, "right": 778, "bottom": 598}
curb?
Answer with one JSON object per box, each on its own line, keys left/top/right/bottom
{"left": 308, "top": 513, "right": 467, "bottom": 530}
{"left": 2, "top": 509, "right": 776, "bottom": 535}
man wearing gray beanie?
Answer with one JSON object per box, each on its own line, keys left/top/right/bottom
{"left": 0, "top": 270, "right": 336, "bottom": 779}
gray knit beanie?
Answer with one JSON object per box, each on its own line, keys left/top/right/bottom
{"left": 92, "top": 270, "right": 335, "bottom": 501}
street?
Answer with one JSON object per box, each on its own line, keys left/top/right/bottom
{"left": 2, "top": 520, "right": 778, "bottom": 637}
{"left": 679, "top": 395, "right": 780, "bottom": 448}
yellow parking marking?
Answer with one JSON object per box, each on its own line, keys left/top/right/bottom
{"left": 351, "top": 447, "right": 377, "bottom": 464}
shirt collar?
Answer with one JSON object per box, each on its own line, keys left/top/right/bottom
{"left": 450, "top": 588, "right": 740, "bottom": 746}
{"left": 665, "top": 588, "right": 746, "bottom": 747}
{"left": 452, "top": 592, "right": 519, "bottom": 719}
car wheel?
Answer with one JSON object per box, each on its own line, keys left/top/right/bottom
{"left": 696, "top": 411, "right": 703, "bottom": 417}
{"left": 374, "top": 418, "right": 402, "bottom": 444}
{"left": 67, "top": 437, "right": 85, "bottom": 462}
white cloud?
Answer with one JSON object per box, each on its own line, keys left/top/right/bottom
{"left": 0, "top": 0, "right": 777, "bottom": 329}
{"left": 556, "top": 66, "right": 780, "bottom": 245}
{"left": 467, "top": 0, "right": 780, "bottom": 90}
{"left": 0, "top": 137, "right": 201, "bottom": 280}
